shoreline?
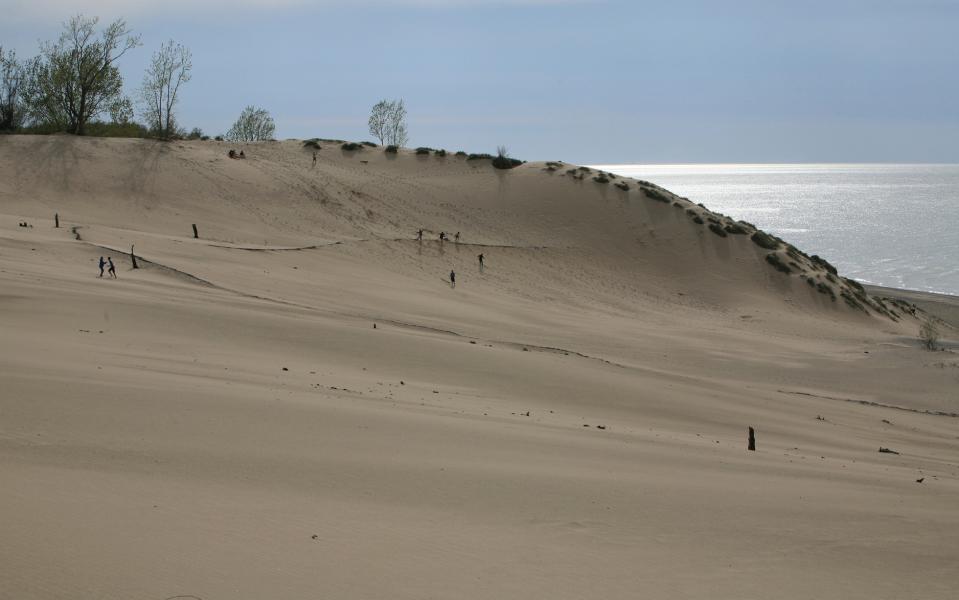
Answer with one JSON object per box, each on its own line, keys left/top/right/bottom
{"left": 867, "top": 284, "right": 959, "bottom": 330}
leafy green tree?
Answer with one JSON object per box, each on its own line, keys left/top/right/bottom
{"left": 22, "top": 15, "right": 140, "bottom": 135}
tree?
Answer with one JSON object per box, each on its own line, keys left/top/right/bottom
{"left": 226, "top": 105, "right": 275, "bottom": 142}
{"left": 0, "top": 46, "right": 25, "bottom": 131}
{"left": 138, "top": 40, "right": 192, "bottom": 138}
{"left": 368, "top": 98, "right": 408, "bottom": 147}
{"left": 22, "top": 15, "right": 140, "bottom": 135}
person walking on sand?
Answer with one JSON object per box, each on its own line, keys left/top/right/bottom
{"left": 98, "top": 256, "right": 106, "bottom": 278}
{"left": 450, "top": 270, "right": 456, "bottom": 288}
{"left": 439, "top": 231, "right": 446, "bottom": 242}
{"left": 477, "top": 253, "right": 484, "bottom": 268}
{"left": 454, "top": 231, "right": 460, "bottom": 243}
{"left": 312, "top": 151, "right": 317, "bottom": 167}
{"left": 417, "top": 229, "right": 423, "bottom": 241}
{"left": 107, "top": 257, "right": 117, "bottom": 279}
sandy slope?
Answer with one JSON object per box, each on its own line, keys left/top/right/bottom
{"left": 1, "top": 136, "right": 957, "bottom": 599}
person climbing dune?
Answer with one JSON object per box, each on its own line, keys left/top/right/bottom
{"left": 107, "top": 257, "right": 117, "bottom": 279}
{"left": 98, "top": 256, "right": 106, "bottom": 278}
{"left": 450, "top": 270, "right": 456, "bottom": 288}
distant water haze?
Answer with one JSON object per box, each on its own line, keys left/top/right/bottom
{"left": 597, "top": 163, "right": 959, "bottom": 296}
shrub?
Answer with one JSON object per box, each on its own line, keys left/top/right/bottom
{"left": 692, "top": 215, "right": 705, "bottom": 225}
{"left": 415, "top": 147, "right": 433, "bottom": 155}
{"left": 724, "top": 222, "right": 748, "bottom": 235}
{"left": 919, "top": 319, "right": 940, "bottom": 350}
{"left": 455, "top": 151, "right": 467, "bottom": 157}
{"left": 810, "top": 255, "right": 838, "bottom": 275}
{"left": 491, "top": 146, "right": 522, "bottom": 169}
{"left": 643, "top": 187, "right": 671, "bottom": 203}
{"left": 593, "top": 175, "right": 610, "bottom": 184}
{"left": 816, "top": 282, "right": 836, "bottom": 300}
{"left": 841, "top": 291, "right": 868, "bottom": 313}
{"left": 708, "top": 223, "right": 728, "bottom": 237}
{"left": 844, "top": 277, "right": 865, "bottom": 293}
{"left": 546, "top": 161, "right": 563, "bottom": 168}
{"left": 765, "top": 253, "right": 792, "bottom": 274}
{"left": 467, "top": 153, "right": 494, "bottom": 160}
{"left": 435, "top": 149, "right": 447, "bottom": 157}
{"left": 361, "top": 141, "right": 377, "bottom": 147}
{"left": 493, "top": 157, "right": 522, "bottom": 169}
{"left": 751, "top": 231, "right": 779, "bottom": 250}
{"left": 214, "top": 135, "right": 224, "bottom": 141}
{"left": 385, "top": 145, "right": 399, "bottom": 153}
{"left": 673, "top": 202, "right": 683, "bottom": 208}
{"left": 341, "top": 142, "right": 363, "bottom": 151}
{"left": 615, "top": 181, "right": 629, "bottom": 191}
{"left": 578, "top": 166, "right": 592, "bottom": 173}
{"left": 303, "top": 139, "right": 321, "bottom": 149}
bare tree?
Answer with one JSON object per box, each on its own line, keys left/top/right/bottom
{"left": 226, "top": 105, "right": 275, "bottom": 142}
{"left": 368, "top": 98, "right": 408, "bottom": 147}
{"left": 0, "top": 46, "right": 25, "bottom": 131}
{"left": 138, "top": 40, "right": 192, "bottom": 138}
{"left": 22, "top": 15, "right": 140, "bottom": 135}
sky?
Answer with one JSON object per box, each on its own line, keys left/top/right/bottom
{"left": 3, "top": 0, "right": 959, "bottom": 164}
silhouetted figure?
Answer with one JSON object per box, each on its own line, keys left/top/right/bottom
{"left": 450, "top": 270, "right": 456, "bottom": 288}
{"left": 312, "top": 151, "right": 317, "bottom": 167}
{"left": 228, "top": 149, "right": 236, "bottom": 158}
{"left": 416, "top": 229, "right": 423, "bottom": 241}
{"left": 454, "top": 231, "right": 460, "bottom": 243}
{"left": 98, "top": 256, "right": 106, "bottom": 278}
{"left": 107, "top": 257, "right": 117, "bottom": 279}
{"left": 439, "top": 232, "right": 446, "bottom": 241}
{"left": 239, "top": 150, "right": 245, "bottom": 158}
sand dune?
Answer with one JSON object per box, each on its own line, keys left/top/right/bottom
{"left": 1, "top": 136, "right": 957, "bottom": 599}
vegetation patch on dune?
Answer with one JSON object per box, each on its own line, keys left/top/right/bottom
{"left": 765, "top": 253, "right": 792, "bottom": 274}
{"left": 615, "top": 181, "right": 629, "bottom": 191}
{"left": 593, "top": 175, "right": 610, "bottom": 184}
{"left": 708, "top": 223, "right": 728, "bottom": 237}
{"left": 384, "top": 145, "right": 399, "bottom": 153}
{"left": 724, "top": 222, "right": 748, "bottom": 235}
{"left": 751, "top": 231, "right": 780, "bottom": 250}
{"left": 642, "top": 186, "right": 672, "bottom": 203}
{"left": 811, "top": 254, "right": 838, "bottom": 275}
{"left": 303, "top": 139, "right": 321, "bottom": 149}
{"left": 341, "top": 142, "right": 364, "bottom": 151}
{"left": 415, "top": 147, "right": 433, "bottom": 155}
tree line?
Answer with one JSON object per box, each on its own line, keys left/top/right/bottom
{"left": 0, "top": 15, "right": 274, "bottom": 141}
{"left": 2, "top": 14, "right": 409, "bottom": 146}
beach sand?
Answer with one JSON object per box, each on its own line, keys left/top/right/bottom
{"left": 1, "top": 136, "right": 957, "bottom": 599}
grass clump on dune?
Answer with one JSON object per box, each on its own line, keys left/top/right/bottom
{"left": 341, "top": 142, "right": 364, "bottom": 151}
{"left": 765, "top": 253, "right": 792, "bottom": 274}
{"left": 303, "top": 139, "right": 321, "bottom": 149}
{"left": 724, "top": 222, "right": 748, "bottom": 235}
{"left": 415, "top": 147, "right": 434, "bottom": 155}
{"left": 435, "top": 149, "right": 447, "bottom": 157}
{"left": 593, "top": 175, "right": 610, "bottom": 184}
{"left": 751, "top": 231, "right": 780, "bottom": 250}
{"left": 811, "top": 254, "right": 838, "bottom": 275}
{"left": 467, "top": 153, "right": 494, "bottom": 161}
{"left": 384, "top": 145, "right": 399, "bottom": 153}
{"left": 615, "top": 181, "right": 629, "bottom": 191}
{"left": 361, "top": 141, "right": 377, "bottom": 147}
{"left": 455, "top": 151, "right": 467, "bottom": 157}
{"left": 816, "top": 281, "right": 836, "bottom": 301}
{"left": 708, "top": 223, "right": 728, "bottom": 237}
{"left": 642, "top": 186, "right": 671, "bottom": 203}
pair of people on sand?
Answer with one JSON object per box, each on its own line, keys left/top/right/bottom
{"left": 98, "top": 256, "right": 117, "bottom": 279}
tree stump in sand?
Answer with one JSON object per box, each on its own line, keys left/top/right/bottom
{"left": 192, "top": 224, "right": 198, "bottom": 239}
{"left": 748, "top": 427, "right": 756, "bottom": 451}
{"left": 131, "top": 244, "right": 138, "bottom": 269}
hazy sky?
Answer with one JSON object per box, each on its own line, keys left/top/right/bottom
{"left": 4, "top": 0, "right": 959, "bottom": 163}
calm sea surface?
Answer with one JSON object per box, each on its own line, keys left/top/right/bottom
{"left": 596, "top": 164, "right": 959, "bottom": 296}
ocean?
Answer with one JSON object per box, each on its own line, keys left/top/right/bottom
{"left": 596, "top": 164, "right": 959, "bottom": 297}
